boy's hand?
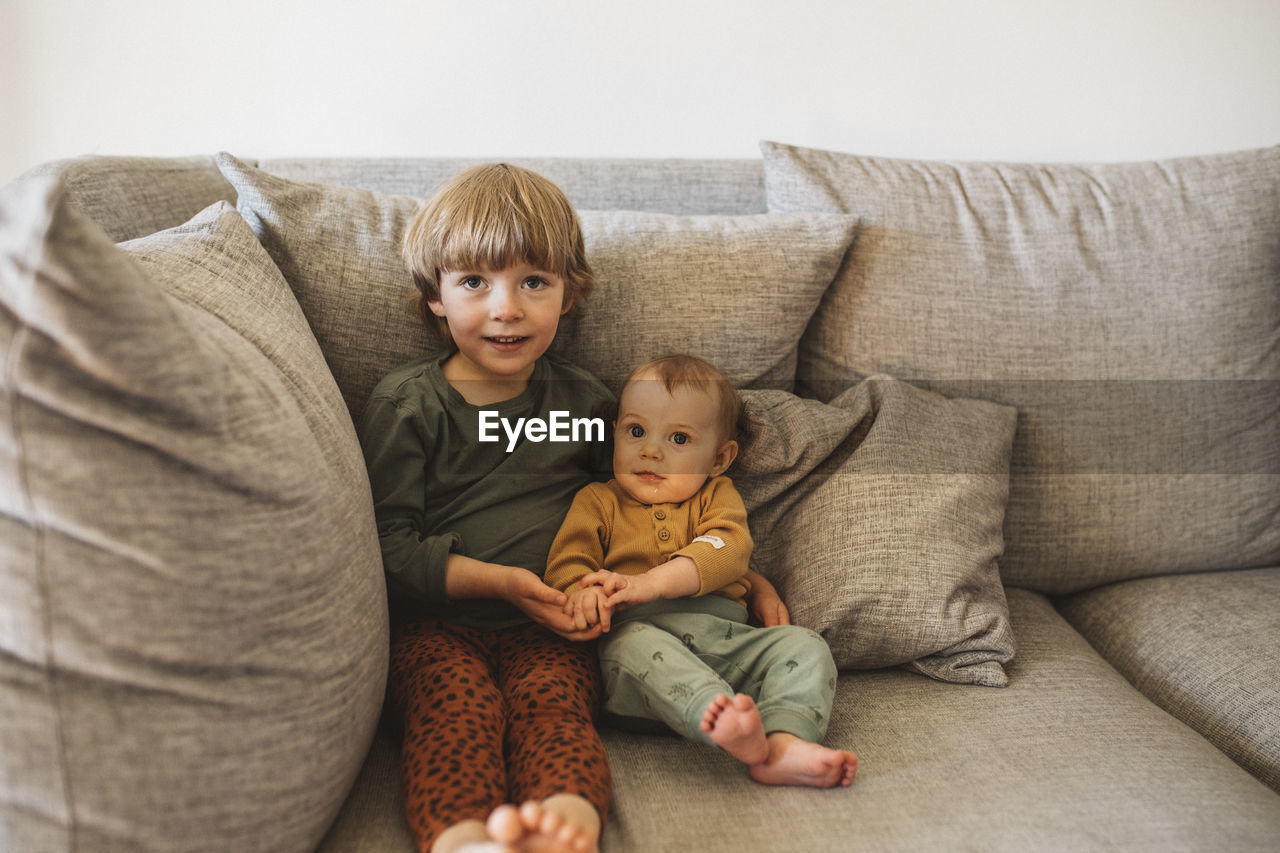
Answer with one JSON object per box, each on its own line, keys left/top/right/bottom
{"left": 564, "top": 585, "right": 614, "bottom": 633}
{"left": 746, "top": 570, "right": 791, "bottom": 627}
{"left": 502, "top": 567, "right": 604, "bottom": 641}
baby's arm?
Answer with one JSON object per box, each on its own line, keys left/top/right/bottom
{"left": 585, "top": 557, "right": 702, "bottom": 609}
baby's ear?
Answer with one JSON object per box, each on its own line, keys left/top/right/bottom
{"left": 711, "top": 440, "right": 739, "bottom": 476}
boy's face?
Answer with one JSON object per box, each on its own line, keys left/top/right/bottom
{"left": 613, "top": 372, "right": 738, "bottom": 506}
{"left": 428, "top": 261, "right": 572, "bottom": 387}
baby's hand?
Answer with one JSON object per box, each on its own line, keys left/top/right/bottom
{"left": 564, "top": 585, "right": 614, "bottom": 633}
{"left": 578, "top": 570, "right": 629, "bottom": 597}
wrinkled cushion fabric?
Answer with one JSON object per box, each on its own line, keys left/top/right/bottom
{"left": 217, "top": 153, "right": 856, "bottom": 417}
{"left": 732, "top": 380, "right": 1018, "bottom": 686}
{"left": 761, "top": 140, "right": 1280, "bottom": 594}
{"left": 0, "top": 177, "right": 387, "bottom": 853}
{"left": 1058, "top": 567, "right": 1280, "bottom": 793}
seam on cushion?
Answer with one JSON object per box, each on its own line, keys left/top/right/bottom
{"left": 4, "top": 194, "right": 79, "bottom": 849}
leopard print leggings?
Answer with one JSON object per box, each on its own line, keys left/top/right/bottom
{"left": 388, "top": 620, "right": 612, "bottom": 851}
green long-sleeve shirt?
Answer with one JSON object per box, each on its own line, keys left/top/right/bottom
{"left": 359, "top": 351, "right": 614, "bottom": 630}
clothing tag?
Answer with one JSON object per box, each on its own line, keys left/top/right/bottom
{"left": 692, "top": 534, "right": 725, "bottom": 549}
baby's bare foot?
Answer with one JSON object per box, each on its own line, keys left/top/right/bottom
{"left": 701, "top": 693, "right": 769, "bottom": 765}
{"left": 748, "top": 732, "right": 858, "bottom": 788}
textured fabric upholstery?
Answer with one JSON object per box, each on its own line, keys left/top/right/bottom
{"left": 733, "top": 383, "right": 1018, "bottom": 686}
{"left": 318, "top": 590, "right": 1280, "bottom": 852}
{"left": 761, "top": 140, "right": 1280, "bottom": 594}
{"left": 0, "top": 176, "right": 387, "bottom": 853}
{"left": 1058, "top": 567, "right": 1280, "bottom": 793}
{"left": 218, "top": 154, "right": 856, "bottom": 415}
{"left": 257, "top": 156, "right": 766, "bottom": 215}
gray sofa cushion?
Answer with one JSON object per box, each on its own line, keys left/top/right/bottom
{"left": 319, "top": 589, "right": 1280, "bottom": 852}
{"left": 761, "top": 140, "right": 1280, "bottom": 594}
{"left": 733, "top": 382, "right": 1018, "bottom": 687}
{"left": 0, "top": 176, "right": 387, "bottom": 853}
{"left": 17, "top": 155, "right": 243, "bottom": 242}
{"left": 1057, "top": 567, "right": 1280, "bottom": 793}
{"left": 257, "top": 156, "right": 766, "bottom": 215}
{"left": 216, "top": 154, "right": 856, "bottom": 416}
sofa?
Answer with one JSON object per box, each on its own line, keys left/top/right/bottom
{"left": 2, "top": 141, "right": 1278, "bottom": 852}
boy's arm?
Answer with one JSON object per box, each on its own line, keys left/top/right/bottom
{"left": 359, "top": 393, "right": 459, "bottom": 606}
{"left": 744, "top": 569, "right": 790, "bottom": 627}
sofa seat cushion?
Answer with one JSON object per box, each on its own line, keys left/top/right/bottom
{"left": 761, "top": 140, "right": 1280, "bottom": 595}
{"left": 1057, "top": 567, "right": 1280, "bottom": 793}
{"left": 0, "top": 176, "right": 388, "bottom": 852}
{"left": 319, "top": 589, "right": 1280, "bottom": 852}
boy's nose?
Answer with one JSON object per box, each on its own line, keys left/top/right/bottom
{"left": 488, "top": 287, "right": 523, "bottom": 320}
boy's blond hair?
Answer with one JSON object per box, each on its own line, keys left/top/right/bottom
{"left": 402, "top": 163, "right": 594, "bottom": 345}
{"left": 624, "top": 354, "right": 741, "bottom": 445}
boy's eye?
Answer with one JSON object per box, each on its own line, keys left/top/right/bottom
{"left": 670, "top": 432, "right": 689, "bottom": 445}
{"left": 524, "top": 276, "right": 549, "bottom": 290}
{"left": 460, "top": 276, "right": 485, "bottom": 290}
{"left": 628, "top": 424, "right": 645, "bottom": 439}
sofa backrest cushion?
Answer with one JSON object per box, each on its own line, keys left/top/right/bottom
{"left": 16, "top": 155, "right": 244, "bottom": 243}
{"left": 257, "top": 156, "right": 766, "bottom": 215}
{"left": 216, "top": 153, "right": 857, "bottom": 418}
{"left": 0, "top": 177, "right": 387, "bottom": 852}
{"left": 762, "top": 140, "right": 1280, "bottom": 593}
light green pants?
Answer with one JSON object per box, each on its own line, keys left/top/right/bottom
{"left": 598, "top": 599, "right": 838, "bottom": 746}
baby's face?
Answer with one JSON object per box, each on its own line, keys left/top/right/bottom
{"left": 613, "top": 372, "right": 735, "bottom": 506}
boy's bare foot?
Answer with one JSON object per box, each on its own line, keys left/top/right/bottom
{"left": 439, "top": 794, "right": 599, "bottom": 853}
{"left": 748, "top": 732, "right": 858, "bottom": 789}
{"left": 701, "top": 693, "right": 769, "bottom": 765}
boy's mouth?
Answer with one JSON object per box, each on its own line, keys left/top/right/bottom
{"left": 484, "top": 335, "right": 530, "bottom": 348}
{"left": 635, "top": 471, "right": 664, "bottom": 482}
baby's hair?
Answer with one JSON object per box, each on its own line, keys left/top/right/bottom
{"left": 401, "top": 163, "right": 594, "bottom": 345}
{"left": 624, "top": 354, "right": 741, "bottom": 444}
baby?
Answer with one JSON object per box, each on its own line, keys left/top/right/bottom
{"left": 545, "top": 355, "right": 857, "bottom": 788}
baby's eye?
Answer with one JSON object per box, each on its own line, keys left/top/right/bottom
{"left": 628, "top": 424, "right": 645, "bottom": 439}
{"left": 670, "top": 432, "right": 689, "bottom": 445}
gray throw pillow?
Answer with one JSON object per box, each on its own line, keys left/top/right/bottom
{"left": 0, "top": 176, "right": 387, "bottom": 853}
{"left": 761, "top": 140, "right": 1280, "bottom": 594}
{"left": 217, "top": 153, "right": 857, "bottom": 416}
{"left": 733, "top": 381, "right": 1018, "bottom": 687}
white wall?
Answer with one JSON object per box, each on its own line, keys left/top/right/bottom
{"left": 4, "top": 0, "right": 1279, "bottom": 184}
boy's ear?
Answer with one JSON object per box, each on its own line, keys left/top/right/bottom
{"left": 711, "top": 440, "right": 739, "bottom": 477}
{"left": 560, "top": 293, "right": 575, "bottom": 316}
{"left": 427, "top": 299, "right": 447, "bottom": 318}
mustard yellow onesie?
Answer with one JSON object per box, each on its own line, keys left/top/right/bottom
{"left": 546, "top": 476, "right": 837, "bottom": 746}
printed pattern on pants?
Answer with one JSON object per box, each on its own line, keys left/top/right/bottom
{"left": 598, "top": 610, "right": 838, "bottom": 746}
{"left": 387, "top": 620, "right": 611, "bottom": 852}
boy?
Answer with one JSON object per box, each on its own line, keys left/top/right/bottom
{"left": 361, "top": 167, "right": 793, "bottom": 852}
{"left": 545, "top": 355, "right": 858, "bottom": 789}
{"left": 360, "top": 163, "right": 613, "bottom": 853}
